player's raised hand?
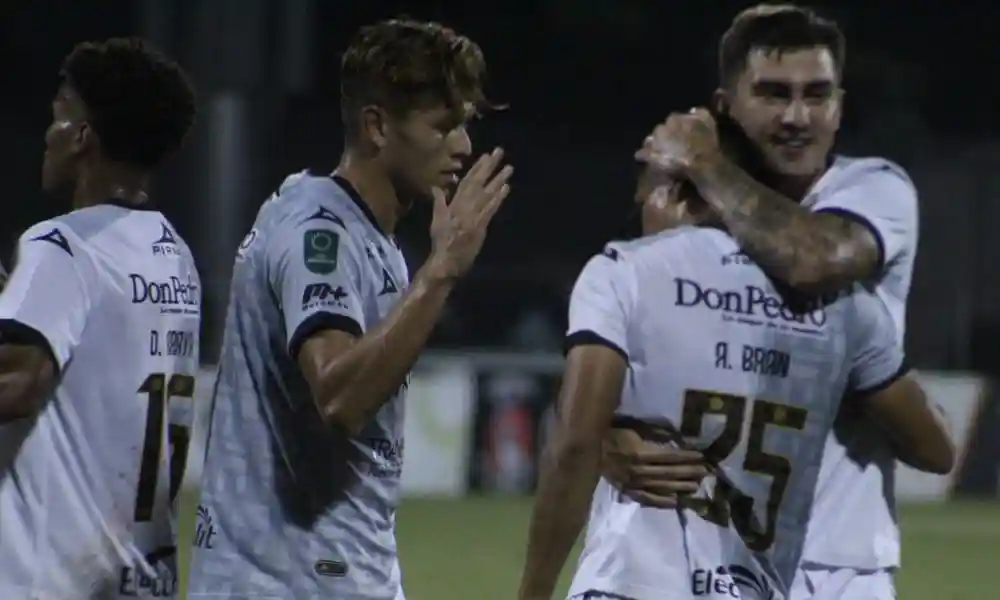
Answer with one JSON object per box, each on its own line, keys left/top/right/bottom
{"left": 426, "top": 147, "right": 513, "bottom": 280}
{"left": 635, "top": 108, "right": 719, "bottom": 174}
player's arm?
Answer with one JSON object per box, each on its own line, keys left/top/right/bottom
{"left": 275, "top": 221, "right": 452, "bottom": 436}
{"left": 519, "top": 250, "right": 632, "bottom": 600}
{"left": 0, "top": 225, "right": 92, "bottom": 423}
{"left": 848, "top": 295, "right": 954, "bottom": 474}
{"left": 859, "top": 374, "right": 954, "bottom": 474}
{"left": 687, "top": 157, "right": 914, "bottom": 294}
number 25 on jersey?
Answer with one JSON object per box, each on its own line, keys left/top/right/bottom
{"left": 680, "top": 389, "right": 808, "bottom": 552}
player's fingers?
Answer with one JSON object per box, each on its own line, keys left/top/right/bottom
{"left": 483, "top": 164, "right": 514, "bottom": 197}
{"left": 624, "top": 489, "right": 680, "bottom": 509}
{"left": 628, "top": 464, "right": 709, "bottom": 485}
{"left": 466, "top": 147, "right": 504, "bottom": 184}
{"left": 457, "top": 152, "right": 495, "bottom": 192}
{"left": 690, "top": 107, "right": 713, "bottom": 121}
{"left": 627, "top": 447, "right": 706, "bottom": 465}
{"left": 481, "top": 183, "right": 511, "bottom": 220}
{"left": 431, "top": 187, "right": 449, "bottom": 218}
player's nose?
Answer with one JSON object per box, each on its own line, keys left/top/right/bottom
{"left": 780, "top": 99, "right": 810, "bottom": 127}
{"left": 448, "top": 125, "right": 472, "bottom": 157}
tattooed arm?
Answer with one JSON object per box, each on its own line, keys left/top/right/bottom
{"left": 686, "top": 154, "right": 881, "bottom": 294}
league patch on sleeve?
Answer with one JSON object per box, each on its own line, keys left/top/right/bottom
{"left": 303, "top": 229, "right": 339, "bottom": 274}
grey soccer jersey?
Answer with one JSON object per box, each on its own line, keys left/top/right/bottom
{"left": 564, "top": 227, "right": 906, "bottom": 600}
{"left": 188, "top": 172, "right": 410, "bottom": 600}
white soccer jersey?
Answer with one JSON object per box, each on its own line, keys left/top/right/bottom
{"left": 0, "top": 204, "right": 201, "bottom": 599}
{"left": 565, "top": 226, "right": 906, "bottom": 600}
{"left": 800, "top": 156, "right": 918, "bottom": 569}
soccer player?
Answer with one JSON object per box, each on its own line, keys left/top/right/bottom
{"left": 603, "top": 5, "right": 931, "bottom": 600}
{"left": 186, "top": 19, "right": 512, "bottom": 600}
{"left": 0, "top": 38, "right": 199, "bottom": 599}
{"left": 516, "top": 158, "right": 952, "bottom": 600}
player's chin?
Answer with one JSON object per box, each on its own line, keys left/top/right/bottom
{"left": 764, "top": 154, "right": 823, "bottom": 178}
{"left": 40, "top": 170, "right": 58, "bottom": 194}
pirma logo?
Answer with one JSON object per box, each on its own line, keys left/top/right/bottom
{"left": 674, "top": 277, "right": 827, "bottom": 328}
{"left": 152, "top": 222, "right": 180, "bottom": 256}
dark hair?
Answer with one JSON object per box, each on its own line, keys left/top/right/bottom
{"left": 718, "top": 4, "right": 845, "bottom": 86}
{"left": 340, "top": 18, "right": 492, "bottom": 135}
{"left": 61, "top": 37, "right": 196, "bottom": 169}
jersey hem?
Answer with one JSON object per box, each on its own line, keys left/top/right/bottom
{"left": 0, "top": 318, "right": 62, "bottom": 375}
{"left": 288, "top": 311, "right": 363, "bottom": 359}
{"left": 569, "top": 579, "right": 700, "bottom": 600}
{"left": 856, "top": 361, "right": 909, "bottom": 395}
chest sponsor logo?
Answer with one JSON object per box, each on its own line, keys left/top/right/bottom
{"left": 674, "top": 277, "right": 829, "bottom": 332}
{"left": 130, "top": 273, "right": 200, "bottom": 314}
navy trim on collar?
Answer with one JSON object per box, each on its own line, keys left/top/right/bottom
{"left": 331, "top": 175, "right": 386, "bottom": 237}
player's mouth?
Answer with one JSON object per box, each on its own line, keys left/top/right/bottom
{"left": 770, "top": 135, "right": 812, "bottom": 151}
{"left": 439, "top": 168, "right": 462, "bottom": 186}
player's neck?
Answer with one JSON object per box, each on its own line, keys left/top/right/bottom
{"left": 334, "top": 152, "right": 405, "bottom": 234}
{"left": 72, "top": 165, "right": 150, "bottom": 210}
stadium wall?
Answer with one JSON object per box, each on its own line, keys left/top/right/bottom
{"left": 188, "top": 355, "right": 1000, "bottom": 501}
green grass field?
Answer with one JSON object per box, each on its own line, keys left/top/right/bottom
{"left": 177, "top": 494, "right": 999, "bottom": 600}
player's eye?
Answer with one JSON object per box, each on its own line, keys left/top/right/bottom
{"left": 752, "top": 82, "right": 791, "bottom": 101}
{"left": 803, "top": 83, "right": 834, "bottom": 103}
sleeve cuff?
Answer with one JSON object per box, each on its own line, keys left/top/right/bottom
{"left": 856, "top": 360, "right": 910, "bottom": 395}
{"left": 814, "top": 207, "right": 886, "bottom": 272}
{"left": 564, "top": 329, "right": 628, "bottom": 363}
{"left": 0, "top": 318, "right": 62, "bottom": 376}
{"left": 288, "top": 312, "right": 363, "bottom": 360}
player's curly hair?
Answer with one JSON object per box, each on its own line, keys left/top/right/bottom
{"left": 340, "top": 18, "right": 494, "bottom": 137}
{"left": 60, "top": 37, "right": 196, "bottom": 169}
{"left": 719, "top": 4, "right": 845, "bottom": 87}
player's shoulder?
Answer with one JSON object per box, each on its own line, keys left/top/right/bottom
{"left": 600, "top": 226, "right": 737, "bottom": 265}
{"left": 19, "top": 211, "right": 99, "bottom": 259}
{"left": 257, "top": 170, "right": 358, "bottom": 234}
{"left": 828, "top": 154, "right": 915, "bottom": 191}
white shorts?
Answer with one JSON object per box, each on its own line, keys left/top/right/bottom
{"left": 790, "top": 567, "right": 895, "bottom": 600}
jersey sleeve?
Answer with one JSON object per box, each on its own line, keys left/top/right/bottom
{"left": 0, "top": 223, "right": 94, "bottom": 372}
{"left": 269, "top": 217, "right": 368, "bottom": 360}
{"left": 811, "top": 164, "right": 918, "bottom": 272}
{"left": 847, "top": 290, "right": 909, "bottom": 394}
{"left": 564, "top": 246, "right": 637, "bottom": 362}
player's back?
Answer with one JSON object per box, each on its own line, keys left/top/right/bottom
{"left": 0, "top": 204, "right": 201, "bottom": 599}
{"left": 568, "top": 226, "right": 897, "bottom": 600}
{"left": 189, "top": 172, "right": 410, "bottom": 600}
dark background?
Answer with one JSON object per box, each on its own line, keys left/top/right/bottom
{"left": 2, "top": 0, "right": 998, "bottom": 369}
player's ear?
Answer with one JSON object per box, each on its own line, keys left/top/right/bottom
{"left": 361, "top": 105, "right": 389, "bottom": 150}
{"left": 711, "top": 89, "right": 729, "bottom": 115}
{"left": 73, "top": 121, "right": 95, "bottom": 156}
